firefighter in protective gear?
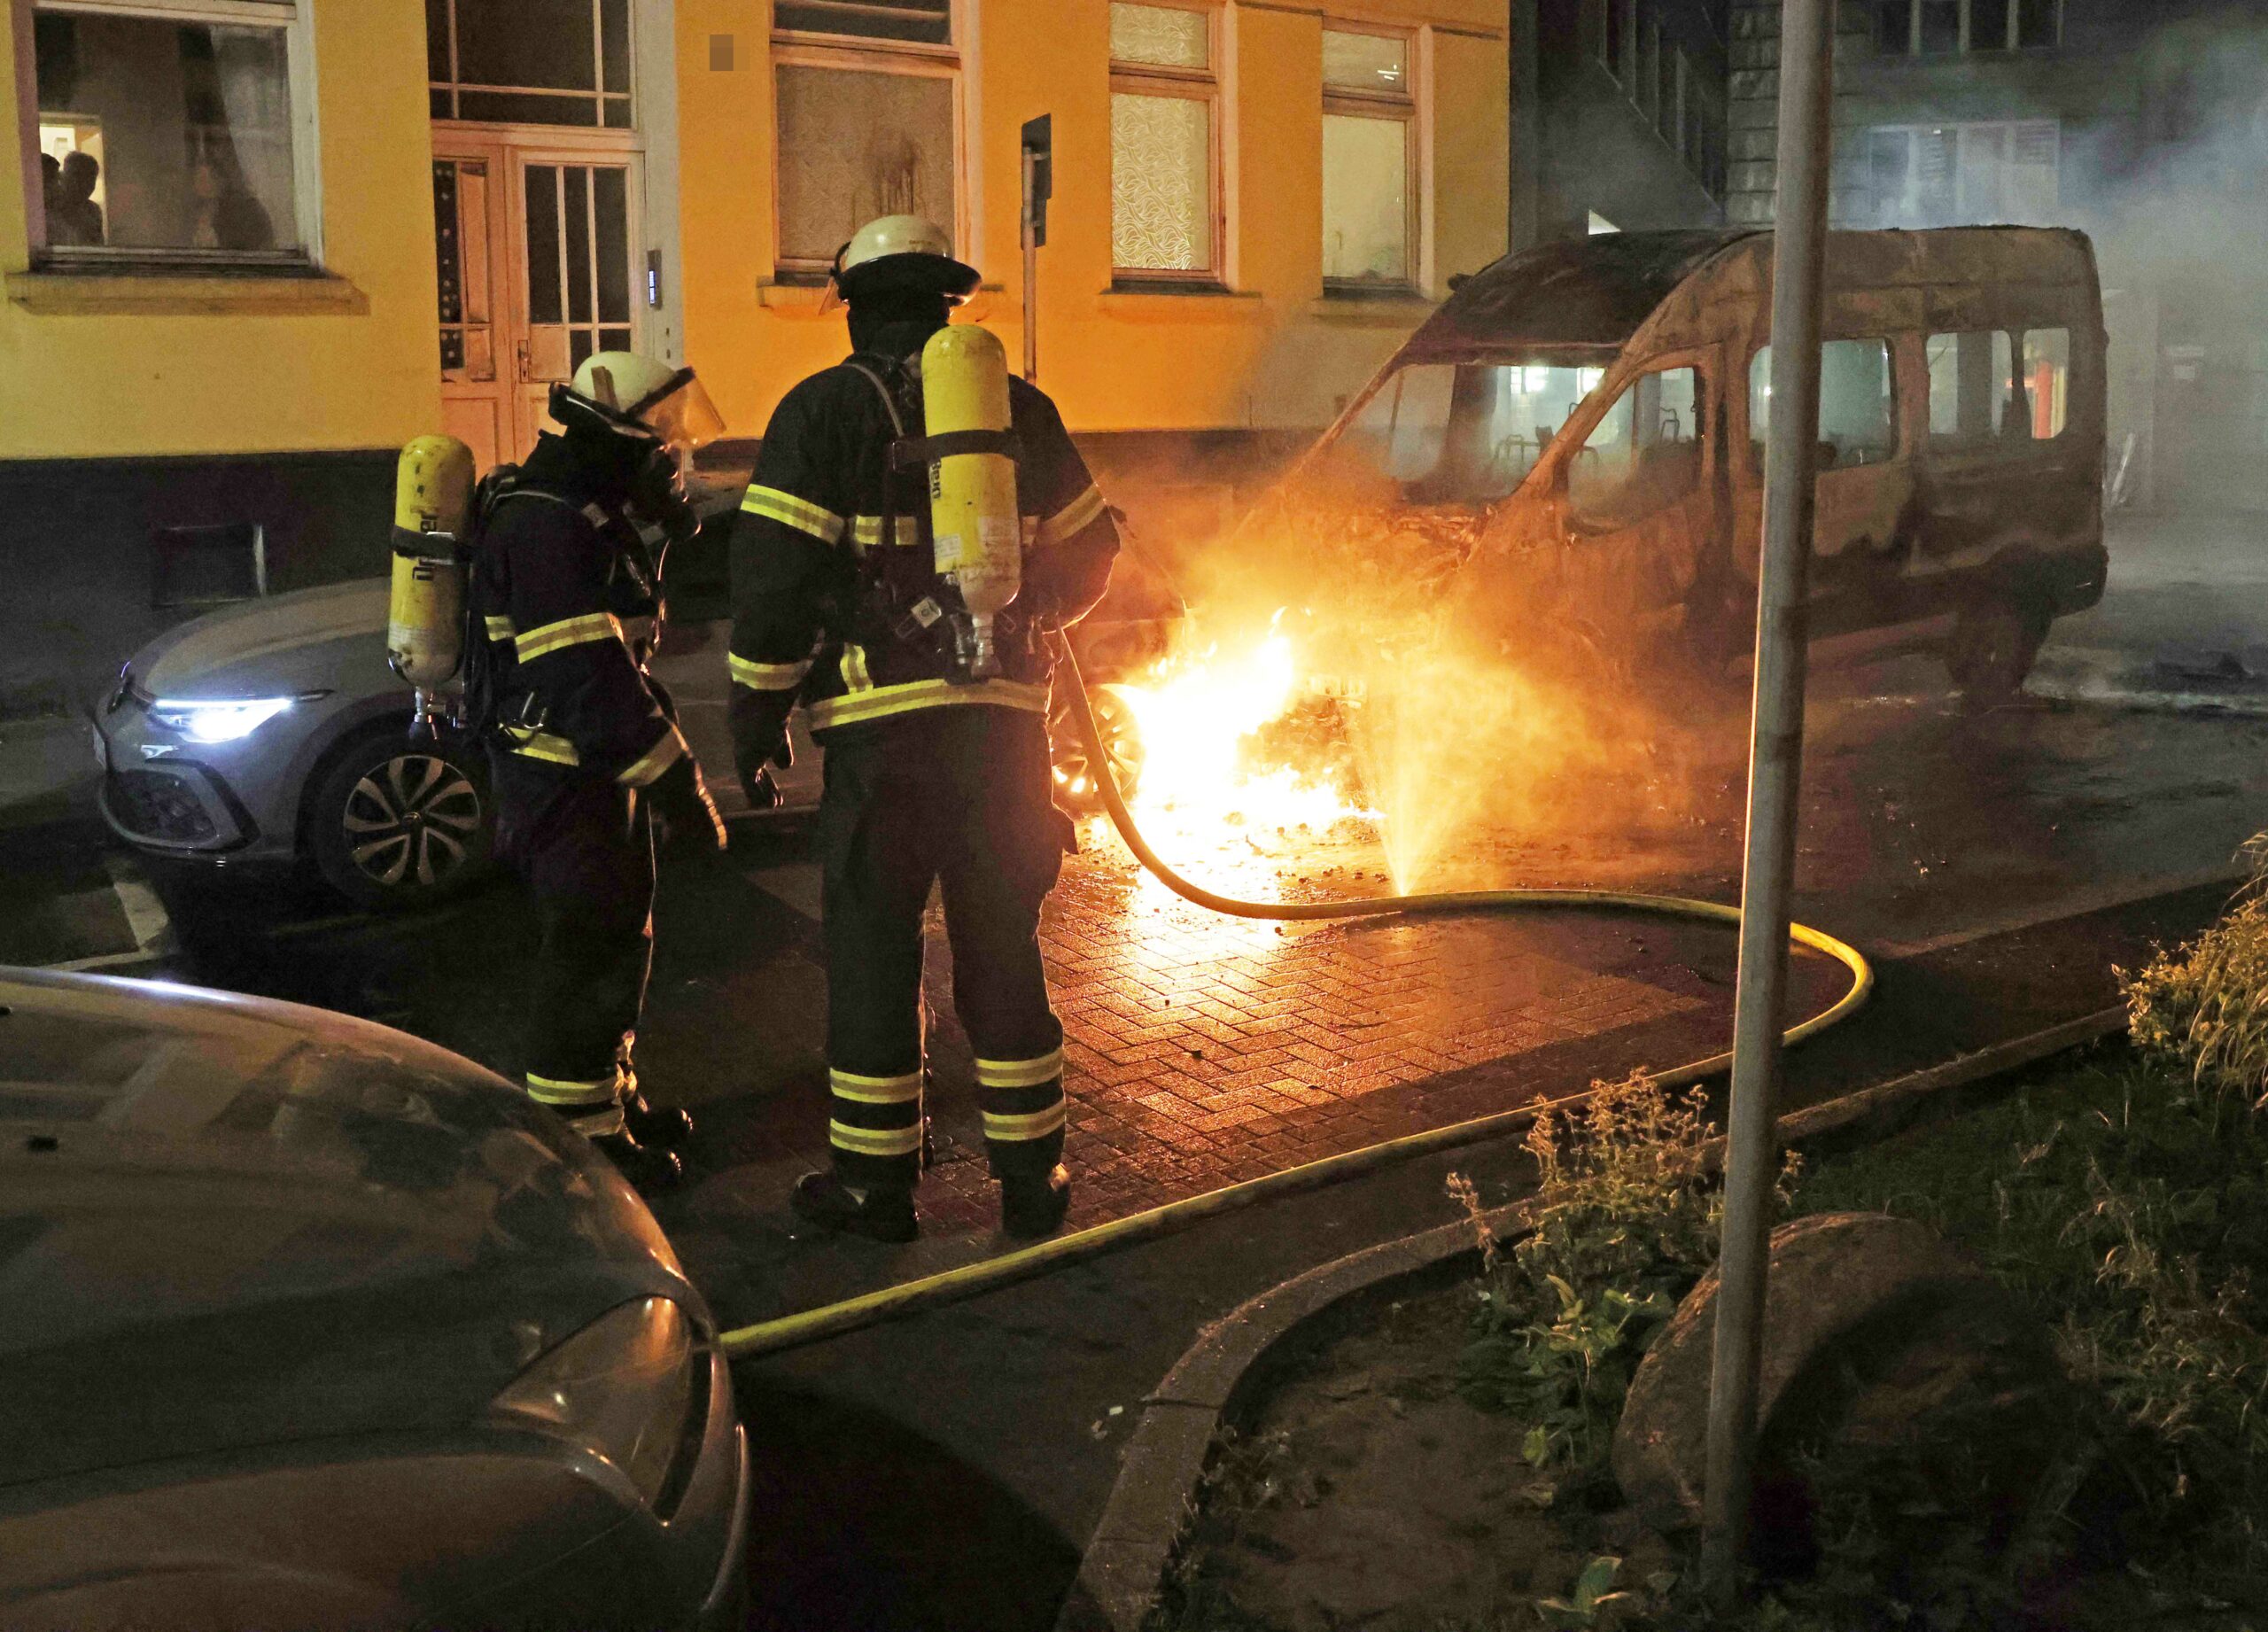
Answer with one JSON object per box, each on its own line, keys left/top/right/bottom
{"left": 471, "top": 351, "right": 731, "bottom": 1193}
{"left": 729, "top": 214, "right": 1119, "bottom": 1242}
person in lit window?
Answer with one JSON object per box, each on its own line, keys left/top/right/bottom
{"left": 190, "top": 152, "right": 273, "bottom": 253}
{"left": 50, "top": 152, "right": 105, "bottom": 247}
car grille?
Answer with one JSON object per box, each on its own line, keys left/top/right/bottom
{"left": 107, "top": 769, "right": 216, "bottom": 842}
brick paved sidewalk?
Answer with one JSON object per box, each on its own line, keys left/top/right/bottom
{"left": 651, "top": 827, "right": 1853, "bottom": 1330}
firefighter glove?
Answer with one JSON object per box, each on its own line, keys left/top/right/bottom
{"left": 651, "top": 755, "right": 729, "bottom": 853}
{"left": 741, "top": 766, "right": 783, "bottom": 811}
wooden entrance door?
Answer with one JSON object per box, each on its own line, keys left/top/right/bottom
{"left": 432, "top": 139, "right": 643, "bottom": 468}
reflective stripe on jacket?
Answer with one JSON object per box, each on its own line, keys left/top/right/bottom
{"left": 470, "top": 444, "right": 685, "bottom": 786}
{"left": 726, "top": 346, "right": 1120, "bottom": 763}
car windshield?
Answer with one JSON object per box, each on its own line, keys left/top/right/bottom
{"left": 1325, "top": 358, "right": 1609, "bottom": 508}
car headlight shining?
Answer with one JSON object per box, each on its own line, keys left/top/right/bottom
{"left": 489, "top": 1297, "right": 702, "bottom": 1511}
{"left": 149, "top": 696, "right": 300, "bottom": 743}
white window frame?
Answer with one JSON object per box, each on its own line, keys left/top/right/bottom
{"left": 770, "top": 3, "right": 964, "bottom": 283}
{"left": 23, "top": 0, "right": 322, "bottom": 270}
{"left": 1108, "top": 0, "right": 1223, "bottom": 287}
{"left": 1882, "top": 0, "right": 2063, "bottom": 55}
{"left": 1320, "top": 19, "right": 1418, "bottom": 296}
{"left": 1863, "top": 117, "right": 2059, "bottom": 227}
{"left": 428, "top": 0, "right": 637, "bottom": 132}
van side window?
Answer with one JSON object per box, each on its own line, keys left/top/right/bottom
{"left": 1748, "top": 339, "right": 1896, "bottom": 471}
{"left": 1927, "top": 328, "right": 2070, "bottom": 451}
{"left": 1567, "top": 366, "right": 1703, "bottom": 529}
{"left": 1343, "top": 360, "right": 1607, "bottom": 507}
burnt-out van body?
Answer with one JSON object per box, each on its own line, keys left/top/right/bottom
{"left": 1288, "top": 227, "right": 2108, "bottom": 695}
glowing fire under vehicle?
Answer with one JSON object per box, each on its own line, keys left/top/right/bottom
{"left": 1279, "top": 226, "right": 2109, "bottom": 705}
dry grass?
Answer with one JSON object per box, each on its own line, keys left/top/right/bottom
{"left": 2124, "top": 833, "right": 2268, "bottom": 1121}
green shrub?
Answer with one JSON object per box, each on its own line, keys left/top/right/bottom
{"left": 1794, "top": 1056, "right": 2268, "bottom": 1600}
{"left": 1450, "top": 1073, "right": 1796, "bottom": 1474}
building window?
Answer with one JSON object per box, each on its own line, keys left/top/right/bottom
{"left": 1863, "top": 120, "right": 2059, "bottom": 226}
{"left": 1682, "top": 64, "right": 1727, "bottom": 198}
{"left": 426, "top": 0, "right": 634, "bottom": 128}
{"left": 32, "top": 0, "right": 314, "bottom": 268}
{"left": 775, "top": 0, "right": 950, "bottom": 46}
{"left": 1663, "top": 47, "right": 1686, "bottom": 150}
{"left": 1322, "top": 25, "right": 1416, "bottom": 292}
{"left": 771, "top": 0, "right": 959, "bottom": 281}
{"left": 1877, "top": 0, "right": 2061, "bottom": 54}
{"left": 1110, "top": 1, "right": 1219, "bottom": 283}
{"left": 1640, "top": 15, "right": 1662, "bottom": 124}
{"left": 1595, "top": 0, "right": 1639, "bottom": 87}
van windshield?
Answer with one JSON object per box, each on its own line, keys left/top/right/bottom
{"left": 1328, "top": 359, "right": 1607, "bottom": 507}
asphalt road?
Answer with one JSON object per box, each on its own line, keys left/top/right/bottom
{"left": 6, "top": 511, "right": 2267, "bottom": 1627}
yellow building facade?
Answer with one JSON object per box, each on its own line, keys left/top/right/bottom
{"left": 0, "top": 0, "right": 1508, "bottom": 704}
{"left": 0, "top": 1, "right": 437, "bottom": 462}
{"left": 678, "top": 0, "right": 1510, "bottom": 445}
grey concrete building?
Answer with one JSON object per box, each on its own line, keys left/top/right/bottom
{"left": 1511, "top": 0, "right": 1736, "bottom": 247}
{"left": 1722, "top": 0, "right": 2268, "bottom": 512}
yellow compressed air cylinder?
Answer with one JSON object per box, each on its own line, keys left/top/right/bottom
{"left": 387, "top": 435, "right": 478, "bottom": 695}
{"left": 922, "top": 324, "right": 1021, "bottom": 679}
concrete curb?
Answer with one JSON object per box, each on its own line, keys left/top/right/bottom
{"left": 1052, "top": 1004, "right": 2130, "bottom": 1632}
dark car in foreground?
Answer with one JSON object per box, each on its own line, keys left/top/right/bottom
{"left": 0, "top": 968, "right": 747, "bottom": 1631}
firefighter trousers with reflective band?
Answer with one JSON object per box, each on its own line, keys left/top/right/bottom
{"left": 495, "top": 754, "right": 656, "bottom": 1138}
{"left": 819, "top": 707, "right": 1073, "bottom": 1193}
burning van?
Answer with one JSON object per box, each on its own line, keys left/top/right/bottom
{"left": 1278, "top": 226, "right": 2109, "bottom": 704}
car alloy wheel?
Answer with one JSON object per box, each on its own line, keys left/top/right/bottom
{"left": 341, "top": 752, "right": 485, "bottom": 890}
{"left": 1047, "top": 682, "right": 1146, "bottom": 812}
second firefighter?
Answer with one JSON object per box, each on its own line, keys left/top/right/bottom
{"left": 727, "top": 215, "right": 1119, "bottom": 1243}
{"left": 470, "top": 352, "right": 732, "bottom": 1192}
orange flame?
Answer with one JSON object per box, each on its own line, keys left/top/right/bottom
{"left": 1101, "top": 619, "right": 1379, "bottom": 897}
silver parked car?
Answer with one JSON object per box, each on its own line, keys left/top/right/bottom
{"left": 91, "top": 578, "right": 823, "bottom": 908}
{"left": 91, "top": 527, "right": 1175, "bottom": 910}
{"left": 89, "top": 479, "right": 787, "bottom": 910}
{"left": 0, "top": 967, "right": 749, "bottom": 1631}
{"left": 92, "top": 578, "right": 501, "bottom": 907}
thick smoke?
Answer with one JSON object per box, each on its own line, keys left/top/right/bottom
{"left": 2023, "top": 6, "right": 2268, "bottom": 515}
{"left": 1147, "top": 471, "right": 1741, "bottom": 895}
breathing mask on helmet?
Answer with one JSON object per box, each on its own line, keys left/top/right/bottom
{"left": 550, "top": 354, "right": 728, "bottom": 543}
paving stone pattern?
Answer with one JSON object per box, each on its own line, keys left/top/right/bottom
{"left": 827, "top": 841, "right": 1712, "bottom": 1237}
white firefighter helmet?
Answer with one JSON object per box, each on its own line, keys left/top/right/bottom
{"left": 830, "top": 214, "right": 982, "bottom": 306}
{"left": 566, "top": 351, "right": 727, "bottom": 454}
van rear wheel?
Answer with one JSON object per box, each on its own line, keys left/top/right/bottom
{"left": 1946, "top": 595, "right": 2050, "bottom": 709}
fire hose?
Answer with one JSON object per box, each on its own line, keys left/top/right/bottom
{"left": 714, "top": 638, "right": 1874, "bottom": 1359}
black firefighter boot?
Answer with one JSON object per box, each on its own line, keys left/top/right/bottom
{"left": 790, "top": 1171, "right": 918, "bottom": 1244}
{"left": 1000, "top": 1165, "right": 1073, "bottom": 1240}
{"left": 623, "top": 1092, "right": 694, "bottom": 1147}
{"left": 590, "top": 1128, "right": 685, "bottom": 1193}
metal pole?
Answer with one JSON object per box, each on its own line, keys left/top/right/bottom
{"left": 1701, "top": 0, "right": 1837, "bottom": 1603}
{"left": 1021, "top": 146, "right": 1039, "bottom": 383}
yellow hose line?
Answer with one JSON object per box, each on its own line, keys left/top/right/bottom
{"left": 716, "top": 642, "right": 1873, "bottom": 1360}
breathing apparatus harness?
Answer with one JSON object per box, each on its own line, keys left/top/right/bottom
{"left": 458, "top": 450, "right": 672, "bottom": 752}
{"left": 836, "top": 349, "right": 1037, "bottom": 688}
